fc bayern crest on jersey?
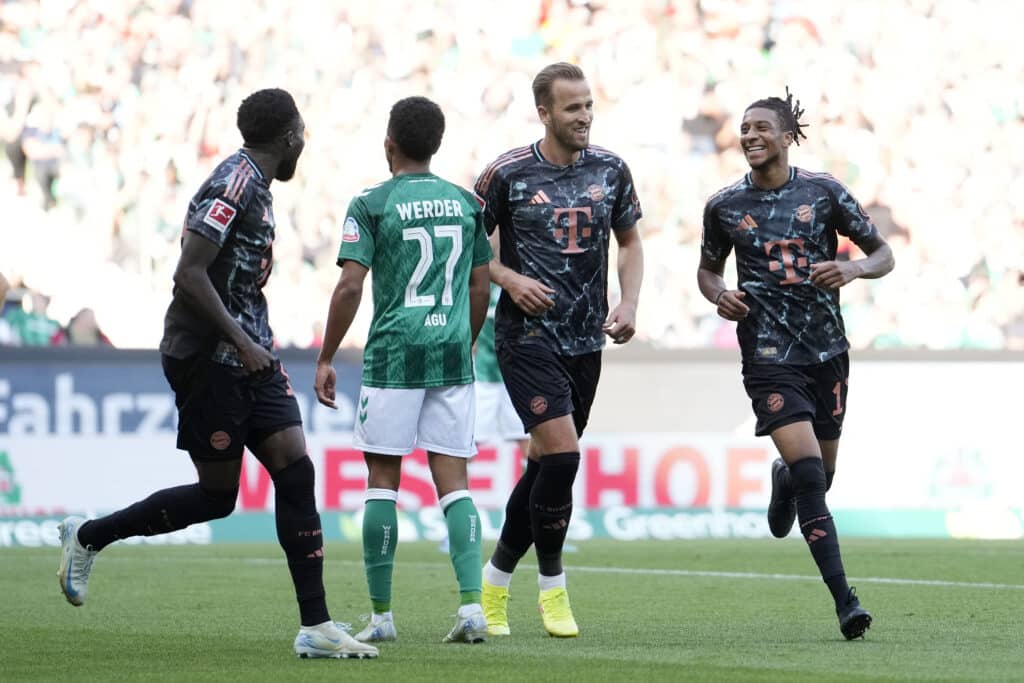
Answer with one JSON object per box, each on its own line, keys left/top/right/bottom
{"left": 795, "top": 204, "right": 814, "bottom": 223}
{"left": 342, "top": 216, "right": 360, "bottom": 243}
{"left": 203, "top": 199, "right": 237, "bottom": 232}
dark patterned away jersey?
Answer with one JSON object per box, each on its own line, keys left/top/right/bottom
{"left": 160, "top": 150, "right": 276, "bottom": 366}
{"left": 702, "top": 167, "right": 880, "bottom": 365}
{"left": 474, "top": 142, "right": 642, "bottom": 356}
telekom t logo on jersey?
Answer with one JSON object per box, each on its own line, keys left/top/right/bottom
{"left": 553, "top": 207, "right": 592, "bottom": 254}
{"left": 764, "top": 238, "right": 807, "bottom": 285}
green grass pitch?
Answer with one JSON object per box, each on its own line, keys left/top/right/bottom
{"left": 2, "top": 539, "right": 1022, "bottom": 682}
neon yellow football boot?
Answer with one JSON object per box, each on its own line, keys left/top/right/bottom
{"left": 538, "top": 587, "right": 579, "bottom": 637}
{"left": 482, "top": 580, "right": 511, "bottom": 636}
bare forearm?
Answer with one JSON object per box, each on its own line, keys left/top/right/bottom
{"left": 176, "top": 268, "right": 251, "bottom": 348}
{"left": 487, "top": 231, "right": 516, "bottom": 288}
{"left": 616, "top": 239, "right": 644, "bottom": 307}
{"left": 469, "top": 288, "right": 488, "bottom": 344}
{"left": 853, "top": 243, "right": 895, "bottom": 280}
{"left": 318, "top": 285, "right": 361, "bottom": 363}
{"left": 697, "top": 268, "right": 728, "bottom": 304}
{"left": 488, "top": 258, "right": 518, "bottom": 288}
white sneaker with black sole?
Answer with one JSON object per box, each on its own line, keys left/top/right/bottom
{"left": 294, "top": 621, "right": 378, "bottom": 659}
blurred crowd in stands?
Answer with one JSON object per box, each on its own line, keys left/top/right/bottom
{"left": 0, "top": 0, "right": 1021, "bottom": 350}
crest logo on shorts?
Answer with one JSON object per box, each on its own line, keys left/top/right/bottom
{"left": 795, "top": 204, "right": 814, "bottom": 223}
{"left": 210, "top": 431, "right": 232, "bottom": 450}
{"left": 766, "top": 393, "right": 785, "bottom": 413}
{"left": 530, "top": 396, "right": 548, "bottom": 415}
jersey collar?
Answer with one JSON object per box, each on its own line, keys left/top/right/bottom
{"left": 238, "top": 149, "right": 267, "bottom": 182}
{"left": 532, "top": 140, "right": 586, "bottom": 167}
{"left": 745, "top": 166, "right": 796, "bottom": 190}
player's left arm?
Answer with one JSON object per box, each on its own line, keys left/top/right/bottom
{"left": 604, "top": 224, "right": 644, "bottom": 344}
{"left": 810, "top": 182, "right": 896, "bottom": 289}
{"left": 315, "top": 259, "right": 369, "bottom": 409}
{"left": 809, "top": 233, "right": 894, "bottom": 289}
{"left": 468, "top": 210, "right": 494, "bottom": 344}
{"left": 469, "top": 264, "right": 490, "bottom": 345}
{"left": 0, "top": 271, "right": 9, "bottom": 303}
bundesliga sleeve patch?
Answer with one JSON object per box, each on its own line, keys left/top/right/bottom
{"left": 342, "top": 216, "right": 360, "bottom": 243}
{"left": 203, "top": 199, "right": 237, "bottom": 233}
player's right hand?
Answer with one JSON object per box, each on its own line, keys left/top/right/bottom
{"left": 716, "top": 290, "right": 749, "bottom": 321}
{"left": 314, "top": 361, "right": 337, "bottom": 409}
{"left": 238, "top": 341, "right": 275, "bottom": 375}
{"left": 507, "top": 273, "right": 556, "bottom": 317}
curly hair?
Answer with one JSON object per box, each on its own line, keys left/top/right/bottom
{"left": 387, "top": 96, "right": 445, "bottom": 162}
{"left": 745, "top": 86, "right": 808, "bottom": 145}
{"left": 237, "top": 88, "right": 300, "bottom": 145}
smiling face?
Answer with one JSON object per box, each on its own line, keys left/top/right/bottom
{"left": 740, "top": 107, "right": 793, "bottom": 170}
{"left": 538, "top": 78, "right": 593, "bottom": 154}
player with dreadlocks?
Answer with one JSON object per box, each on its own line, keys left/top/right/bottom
{"left": 697, "top": 88, "right": 894, "bottom": 639}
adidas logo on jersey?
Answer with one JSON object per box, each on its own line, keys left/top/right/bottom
{"left": 529, "top": 190, "right": 552, "bottom": 205}
{"left": 737, "top": 214, "right": 758, "bottom": 230}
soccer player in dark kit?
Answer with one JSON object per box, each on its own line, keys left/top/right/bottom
{"left": 698, "top": 89, "right": 894, "bottom": 639}
{"left": 474, "top": 62, "right": 644, "bottom": 638}
{"left": 55, "top": 88, "right": 377, "bottom": 660}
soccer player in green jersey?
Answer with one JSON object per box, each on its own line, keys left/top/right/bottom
{"left": 315, "top": 97, "right": 492, "bottom": 644}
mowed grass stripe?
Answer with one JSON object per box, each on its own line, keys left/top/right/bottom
{"left": 3, "top": 540, "right": 1022, "bottom": 682}
{"left": 61, "top": 554, "right": 1024, "bottom": 591}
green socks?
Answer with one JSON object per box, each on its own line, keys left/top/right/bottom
{"left": 364, "top": 488, "right": 482, "bottom": 612}
{"left": 363, "top": 489, "right": 399, "bottom": 613}
{"left": 440, "top": 490, "right": 482, "bottom": 605}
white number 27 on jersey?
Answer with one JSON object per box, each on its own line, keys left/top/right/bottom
{"left": 403, "top": 225, "right": 463, "bottom": 307}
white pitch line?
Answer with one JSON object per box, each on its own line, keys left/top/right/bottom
{"left": 66, "top": 554, "right": 1022, "bottom": 591}
{"left": 237, "top": 557, "right": 1024, "bottom": 591}
{"left": 565, "top": 565, "right": 1024, "bottom": 591}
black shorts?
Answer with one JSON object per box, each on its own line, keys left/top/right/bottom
{"left": 162, "top": 354, "right": 302, "bottom": 461}
{"left": 496, "top": 342, "right": 601, "bottom": 436}
{"left": 742, "top": 352, "right": 849, "bottom": 440}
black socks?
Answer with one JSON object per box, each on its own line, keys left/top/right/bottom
{"left": 790, "top": 457, "right": 850, "bottom": 608}
{"left": 78, "top": 483, "right": 236, "bottom": 552}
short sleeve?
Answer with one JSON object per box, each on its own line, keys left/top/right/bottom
{"left": 473, "top": 164, "right": 510, "bottom": 236}
{"left": 471, "top": 208, "right": 494, "bottom": 267}
{"left": 612, "top": 160, "right": 643, "bottom": 230}
{"left": 186, "top": 186, "right": 244, "bottom": 248}
{"left": 701, "top": 200, "right": 733, "bottom": 262}
{"left": 337, "top": 197, "right": 375, "bottom": 269}
{"left": 829, "top": 178, "right": 880, "bottom": 245}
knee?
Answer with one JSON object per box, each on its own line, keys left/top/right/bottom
{"left": 365, "top": 455, "right": 402, "bottom": 491}
{"left": 272, "top": 455, "right": 316, "bottom": 504}
{"left": 788, "top": 457, "right": 826, "bottom": 495}
{"left": 538, "top": 451, "right": 581, "bottom": 483}
{"left": 200, "top": 486, "right": 238, "bottom": 520}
